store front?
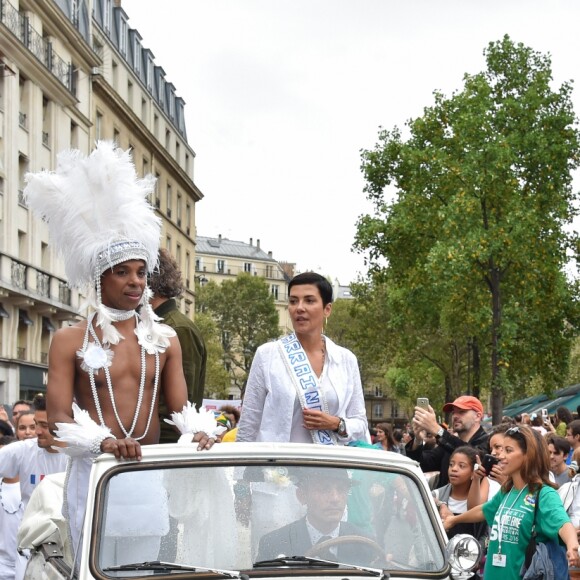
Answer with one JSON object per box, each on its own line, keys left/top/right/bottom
{"left": 19, "top": 364, "right": 48, "bottom": 400}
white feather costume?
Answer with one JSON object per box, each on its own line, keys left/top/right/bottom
{"left": 23, "top": 142, "right": 220, "bottom": 447}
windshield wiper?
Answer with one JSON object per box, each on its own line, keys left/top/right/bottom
{"left": 254, "top": 556, "right": 339, "bottom": 568}
{"left": 103, "top": 560, "right": 243, "bottom": 577}
{"left": 254, "top": 556, "right": 389, "bottom": 578}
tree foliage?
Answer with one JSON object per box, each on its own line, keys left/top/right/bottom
{"left": 354, "top": 36, "right": 580, "bottom": 422}
{"left": 196, "top": 274, "right": 280, "bottom": 391}
{"left": 193, "top": 312, "right": 231, "bottom": 399}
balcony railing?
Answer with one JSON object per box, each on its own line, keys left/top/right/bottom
{"left": 11, "top": 261, "right": 26, "bottom": 289}
{"left": 59, "top": 282, "right": 72, "bottom": 306}
{"left": 36, "top": 271, "right": 50, "bottom": 297}
{"left": 40, "top": 351, "right": 48, "bottom": 364}
{"left": 3, "top": 254, "right": 73, "bottom": 307}
{"left": 17, "top": 189, "right": 26, "bottom": 207}
{"left": 19, "top": 111, "right": 27, "bottom": 129}
{"left": 16, "top": 347, "right": 26, "bottom": 360}
{"left": 1, "top": 0, "right": 72, "bottom": 92}
{"left": 42, "top": 131, "right": 49, "bottom": 147}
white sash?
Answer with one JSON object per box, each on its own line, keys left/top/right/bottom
{"left": 278, "top": 333, "right": 337, "bottom": 445}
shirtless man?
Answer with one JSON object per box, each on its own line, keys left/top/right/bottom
{"left": 24, "top": 141, "right": 222, "bottom": 562}
{"left": 47, "top": 258, "right": 211, "bottom": 460}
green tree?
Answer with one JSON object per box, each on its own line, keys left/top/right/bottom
{"left": 196, "top": 274, "right": 280, "bottom": 391}
{"left": 355, "top": 36, "right": 580, "bottom": 423}
{"left": 193, "top": 312, "right": 231, "bottom": 399}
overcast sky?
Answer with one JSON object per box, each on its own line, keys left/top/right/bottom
{"left": 121, "top": 0, "right": 580, "bottom": 284}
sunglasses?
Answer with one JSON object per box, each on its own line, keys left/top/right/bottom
{"left": 506, "top": 426, "right": 522, "bottom": 436}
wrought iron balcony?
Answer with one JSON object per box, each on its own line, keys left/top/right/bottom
{"left": 36, "top": 271, "right": 49, "bottom": 297}
{"left": 11, "top": 260, "right": 26, "bottom": 289}
{"left": 1, "top": 0, "right": 72, "bottom": 92}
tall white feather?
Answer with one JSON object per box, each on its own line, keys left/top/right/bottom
{"left": 23, "top": 141, "right": 160, "bottom": 293}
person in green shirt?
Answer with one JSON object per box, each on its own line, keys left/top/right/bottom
{"left": 442, "top": 425, "right": 580, "bottom": 580}
{"left": 150, "top": 249, "right": 207, "bottom": 443}
{"left": 555, "top": 407, "right": 574, "bottom": 438}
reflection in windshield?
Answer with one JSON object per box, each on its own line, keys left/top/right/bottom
{"left": 97, "top": 464, "right": 444, "bottom": 575}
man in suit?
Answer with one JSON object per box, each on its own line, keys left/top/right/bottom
{"left": 257, "top": 468, "right": 374, "bottom": 565}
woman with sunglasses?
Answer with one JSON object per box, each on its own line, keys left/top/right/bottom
{"left": 442, "top": 425, "right": 580, "bottom": 579}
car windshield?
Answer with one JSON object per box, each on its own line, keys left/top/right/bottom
{"left": 94, "top": 462, "right": 445, "bottom": 576}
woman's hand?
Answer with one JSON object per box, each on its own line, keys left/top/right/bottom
{"left": 302, "top": 409, "right": 339, "bottom": 431}
{"left": 442, "top": 513, "right": 455, "bottom": 531}
{"left": 566, "top": 543, "right": 580, "bottom": 568}
{"left": 489, "top": 463, "right": 506, "bottom": 485}
{"left": 439, "top": 503, "right": 453, "bottom": 520}
{"left": 472, "top": 455, "right": 485, "bottom": 482}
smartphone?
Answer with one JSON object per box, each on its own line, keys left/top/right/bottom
{"left": 417, "top": 397, "right": 429, "bottom": 409}
{"left": 541, "top": 408, "right": 549, "bottom": 421}
{"left": 482, "top": 453, "right": 500, "bottom": 474}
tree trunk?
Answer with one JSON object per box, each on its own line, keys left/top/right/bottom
{"left": 489, "top": 263, "right": 503, "bottom": 424}
{"left": 472, "top": 337, "right": 480, "bottom": 400}
{"left": 444, "top": 373, "right": 453, "bottom": 424}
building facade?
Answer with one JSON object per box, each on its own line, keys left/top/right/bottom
{"left": 0, "top": 0, "right": 201, "bottom": 404}
{"left": 195, "top": 235, "right": 293, "bottom": 334}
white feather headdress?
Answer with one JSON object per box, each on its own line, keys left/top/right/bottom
{"left": 24, "top": 141, "right": 160, "bottom": 292}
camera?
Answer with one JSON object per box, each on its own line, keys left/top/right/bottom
{"left": 482, "top": 453, "right": 500, "bottom": 474}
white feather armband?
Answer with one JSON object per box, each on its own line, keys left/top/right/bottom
{"left": 54, "top": 403, "right": 114, "bottom": 457}
{"left": 164, "top": 402, "right": 226, "bottom": 444}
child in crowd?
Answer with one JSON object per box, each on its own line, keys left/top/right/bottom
{"left": 432, "top": 446, "right": 487, "bottom": 542}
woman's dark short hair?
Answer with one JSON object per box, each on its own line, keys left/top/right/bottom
{"left": 288, "top": 272, "right": 333, "bottom": 306}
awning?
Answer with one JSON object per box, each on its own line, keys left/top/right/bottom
{"left": 504, "top": 384, "right": 580, "bottom": 418}
{"left": 42, "top": 317, "right": 56, "bottom": 333}
{"left": 540, "top": 393, "right": 580, "bottom": 416}
{"left": 503, "top": 394, "right": 549, "bottom": 418}
{"left": 19, "top": 310, "right": 33, "bottom": 326}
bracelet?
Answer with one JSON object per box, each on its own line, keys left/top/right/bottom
{"left": 89, "top": 434, "right": 114, "bottom": 455}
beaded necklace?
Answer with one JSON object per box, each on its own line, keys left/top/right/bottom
{"left": 79, "top": 311, "right": 159, "bottom": 440}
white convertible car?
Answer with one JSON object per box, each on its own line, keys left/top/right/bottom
{"left": 22, "top": 442, "right": 480, "bottom": 580}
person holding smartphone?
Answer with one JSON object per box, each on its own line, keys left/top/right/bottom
{"left": 469, "top": 424, "right": 510, "bottom": 506}
{"left": 407, "top": 395, "right": 489, "bottom": 487}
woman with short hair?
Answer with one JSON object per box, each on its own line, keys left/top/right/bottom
{"left": 237, "top": 272, "right": 369, "bottom": 445}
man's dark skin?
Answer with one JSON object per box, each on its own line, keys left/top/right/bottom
{"left": 47, "top": 259, "right": 213, "bottom": 457}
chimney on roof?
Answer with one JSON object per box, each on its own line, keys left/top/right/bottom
{"left": 250, "top": 238, "right": 253, "bottom": 246}
{"left": 218, "top": 234, "right": 222, "bottom": 244}
{"left": 257, "top": 239, "right": 260, "bottom": 249}
{"left": 268, "top": 251, "right": 272, "bottom": 258}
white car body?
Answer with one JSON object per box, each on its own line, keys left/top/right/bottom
{"left": 23, "top": 442, "right": 480, "bottom": 579}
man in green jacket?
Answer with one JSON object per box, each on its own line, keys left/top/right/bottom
{"left": 150, "top": 249, "right": 207, "bottom": 443}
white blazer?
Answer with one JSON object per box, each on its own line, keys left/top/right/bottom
{"left": 237, "top": 336, "right": 370, "bottom": 444}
